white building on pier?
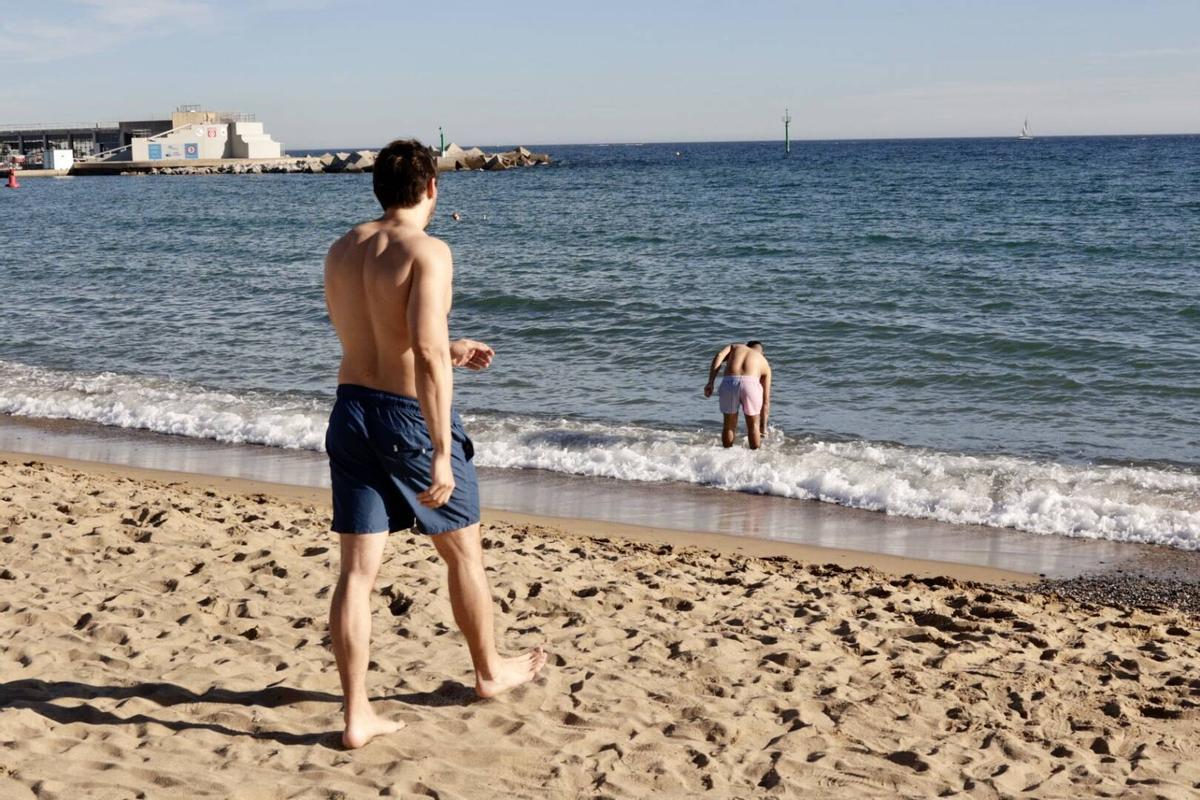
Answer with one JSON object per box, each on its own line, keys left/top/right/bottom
{"left": 129, "top": 109, "right": 282, "bottom": 162}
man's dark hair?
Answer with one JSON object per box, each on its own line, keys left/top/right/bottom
{"left": 747, "top": 340, "right": 764, "bottom": 350}
{"left": 373, "top": 139, "right": 437, "bottom": 210}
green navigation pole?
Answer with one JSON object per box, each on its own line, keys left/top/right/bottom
{"left": 783, "top": 108, "right": 792, "bottom": 155}
{"left": 439, "top": 126, "right": 445, "bottom": 155}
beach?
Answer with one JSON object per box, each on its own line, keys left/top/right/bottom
{"left": 3, "top": 454, "right": 1198, "bottom": 799}
{"left": 6, "top": 0, "right": 1200, "bottom": 795}
{"left": 3, "top": 136, "right": 1198, "bottom": 798}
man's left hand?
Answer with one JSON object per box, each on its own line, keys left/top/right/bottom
{"left": 450, "top": 339, "right": 495, "bottom": 370}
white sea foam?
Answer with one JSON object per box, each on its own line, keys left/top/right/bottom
{"left": 2, "top": 360, "right": 1197, "bottom": 549}
{"left": 0, "top": 361, "right": 327, "bottom": 451}
{"left": 466, "top": 418, "right": 1200, "bottom": 549}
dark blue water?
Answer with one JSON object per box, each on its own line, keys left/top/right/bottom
{"left": 2, "top": 138, "right": 1198, "bottom": 546}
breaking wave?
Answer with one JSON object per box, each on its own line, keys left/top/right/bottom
{"left": 2, "top": 360, "right": 1197, "bottom": 549}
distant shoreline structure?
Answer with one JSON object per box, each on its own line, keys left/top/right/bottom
{"left": 38, "top": 144, "right": 551, "bottom": 177}
{"left": 2, "top": 104, "right": 551, "bottom": 177}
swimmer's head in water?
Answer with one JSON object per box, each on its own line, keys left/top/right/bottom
{"left": 373, "top": 139, "right": 437, "bottom": 212}
{"left": 746, "top": 340, "right": 764, "bottom": 351}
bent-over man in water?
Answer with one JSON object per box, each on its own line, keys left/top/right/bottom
{"left": 704, "top": 341, "right": 772, "bottom": 449}
{"left": 323, "top": 139, "right": 546, "bottom": 749}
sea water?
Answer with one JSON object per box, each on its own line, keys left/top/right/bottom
{"left": 1, "top": 138, "right": 1197, "bottom": 547}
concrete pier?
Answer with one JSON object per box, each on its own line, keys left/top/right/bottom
{"left": 70, "top": 157, "right": 303, "bottom": 176}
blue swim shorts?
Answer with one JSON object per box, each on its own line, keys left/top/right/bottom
{"left": 325, "top": 384, "right": 480, "bottom": 535}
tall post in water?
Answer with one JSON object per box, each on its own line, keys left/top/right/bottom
{"left": 439, "top": 126, "right": 445, "bottom": 155}
{"left": 783, "top": 108, "right": 792, "bottom": 155}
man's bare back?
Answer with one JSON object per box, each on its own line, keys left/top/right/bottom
{"left": 719, "top": 343, "right": 770, "bottom": 379}
{"left": 325, "top": 222, "right": 451, "bottom": 399}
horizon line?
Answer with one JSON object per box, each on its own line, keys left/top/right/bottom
{"left": 283, "top": 131, "right": 1200, "bottom": 151}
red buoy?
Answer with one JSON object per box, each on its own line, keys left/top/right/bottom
{"left": 5, "top": 169, "right": 17, "bottom": 189}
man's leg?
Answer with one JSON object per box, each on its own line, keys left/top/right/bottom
{"left": 431, "top": 523, "right": 547, "bottom": 698}
{"left": 330, "top": 532, "right": 403, "bottom": 749}
{"left": 722, "top": 413, "right": 739, "bottom": 448}
{"left": 745, "top": 414, "right": 762, "bottom": 450}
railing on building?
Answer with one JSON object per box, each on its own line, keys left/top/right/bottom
{"left": 0, "top": 122, "right": 120, "bottom": 132}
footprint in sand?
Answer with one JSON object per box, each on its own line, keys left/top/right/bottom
{"left": 885, "top": 750, "right": 930, "bottom": 773}
{"left": 758, "top": 765, "right": 782, "bottom": 789}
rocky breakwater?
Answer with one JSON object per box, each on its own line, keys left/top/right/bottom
{"left": 435, "top": 143, "right": 551, "bottom": 171}
{"left": 127, "top": 144, "right": 550, "bottom": 176}
{"left": 129, "top": 157, "right": 330, "bottom": 176}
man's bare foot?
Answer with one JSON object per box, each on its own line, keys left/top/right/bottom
{"left": 476, "top": 648, "right": 548, "bottom": 699}
{"left": 342, "top": 710, "right": 405, "bottom": 749}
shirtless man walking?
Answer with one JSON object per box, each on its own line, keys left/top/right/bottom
{"left": 703, "top": 341, "right": 772, "bottom": 449}
{"left": 323, "top": 139, "right": 546, "bottom": 749}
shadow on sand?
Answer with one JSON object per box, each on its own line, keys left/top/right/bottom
{"left": 0, "top": 678, "right": 476, "bottom": 748}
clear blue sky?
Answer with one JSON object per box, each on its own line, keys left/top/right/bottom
{"left": 4, "top": 1, "right": 1198, "bottom": 147}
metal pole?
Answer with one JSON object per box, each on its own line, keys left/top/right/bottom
{"left": 783, "top": 108, "right": 792, "bottom": 155}
{"left": 439, "top": 126, "right": 445, "bottom": 155}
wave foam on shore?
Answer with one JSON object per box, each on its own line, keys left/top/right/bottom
{"left": 2, "top": 360, "right": 1197, "bottom": 549}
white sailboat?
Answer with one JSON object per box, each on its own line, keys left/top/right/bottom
{"left": 1018, "top": 116, "right": 1033, "bottom": 140}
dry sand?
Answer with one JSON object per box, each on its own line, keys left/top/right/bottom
{"left": 1, "top": 456, "right": 1198, "bottom": 799}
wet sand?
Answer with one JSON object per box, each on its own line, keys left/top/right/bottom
{"left": 2, "top": 455, "right": 1198, "bottom": 799}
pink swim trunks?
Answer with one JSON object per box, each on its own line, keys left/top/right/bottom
{"left": 718, "top": 375, "right": 763, "bottom": 416}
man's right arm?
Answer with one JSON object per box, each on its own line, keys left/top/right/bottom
{"left": 407, "top": 240, "right": 456, "bottom": 509}
{"left": 704, "top": 344, "right": 732, "bottom": 397}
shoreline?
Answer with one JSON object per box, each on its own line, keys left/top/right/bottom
{"left": 0, "top": 448, "right": 1033, "bottom": 586}
{"left": 2, "top": 411, "right": 1197, "bottom": 584}
{"left": 13, "top": 446, "right": 1200, "bottom": 612}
